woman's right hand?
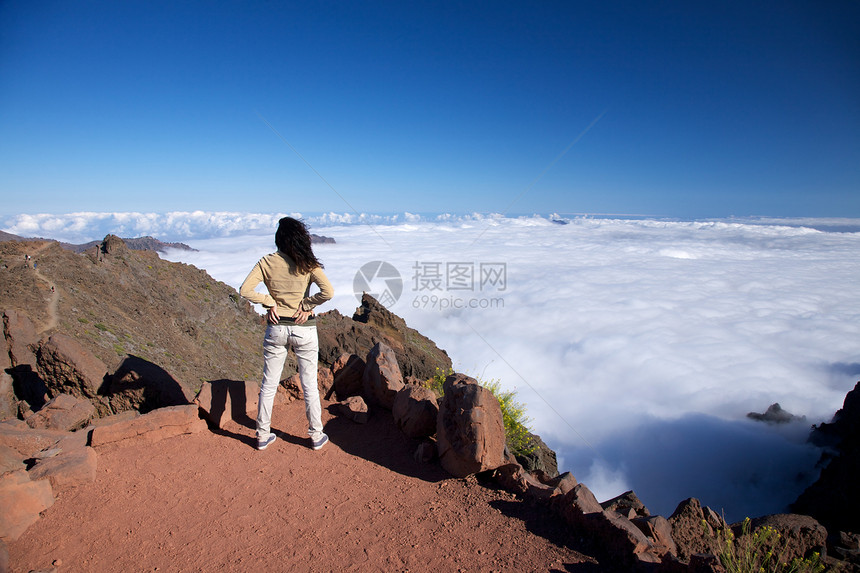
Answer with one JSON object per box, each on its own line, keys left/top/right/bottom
{"left": 267, "top": 305, "right": 280, "bottom": 324}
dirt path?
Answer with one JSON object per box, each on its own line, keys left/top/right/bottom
{"left": 8, "top": 401, "right": 596, "bottom": 572}
{"left": 22, "top": 241, "right": 59, "bottom": 334}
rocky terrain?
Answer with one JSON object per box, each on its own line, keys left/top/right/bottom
{"left": 1, "top": 234, "right": 859, "bottom": 572}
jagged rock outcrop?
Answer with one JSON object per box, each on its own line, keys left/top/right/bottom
{"left": 316, "top": 294, "right": 452, "bottom": 381}
{"left": 36, "top": 333, "right": 109, "bottom": 408}
{"left": 668, "top": 497, "right": 727, "bottom": 562}
{"left": 747, "top": 402, "right": 806, "bottom": 424}
{"left": 436, "top": 373, "right": 506, "bottom": 477}
{"left": 792, "top": 381, "right": 860, "bottom": 537}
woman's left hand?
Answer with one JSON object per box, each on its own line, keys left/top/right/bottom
{"left": 266, "top": 305, "right": 280, "bottom": 324}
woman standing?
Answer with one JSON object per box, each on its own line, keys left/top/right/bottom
{"left": 240, "top": 217, "right": 334, "bottom": 451}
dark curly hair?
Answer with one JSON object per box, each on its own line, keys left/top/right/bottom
{"left": 274, "top": 217, "right": 323, "bottom": 274}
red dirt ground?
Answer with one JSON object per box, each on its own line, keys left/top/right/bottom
{"left": 8, "top": 400, "right": 596, "bottom": 572}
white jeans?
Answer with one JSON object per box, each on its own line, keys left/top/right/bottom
{"left": 257, "top": 324, "right": 324, "bottom": 441}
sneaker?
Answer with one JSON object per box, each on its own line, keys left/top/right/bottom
{"left": 257, "top": 434, "right": 277, "bottom": 450}
{"left": 312, "top": 433, "right": 329, "bottom": 451}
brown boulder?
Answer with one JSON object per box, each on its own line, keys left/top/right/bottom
{"left": 0, "top": 444, "right": 25, "bottom": 475}
{"left": 37, "top": 333, "right": 108, "bottom": 402}
{"left": 592, "top": 509, "right": 657, "bottom": 564}
{"left": 491, "top": 463, "right": 561, "bottom": 501}
{"left": 0, "top": 420, "right": 68, "bottom": 457}
{"left": 392, "top": 384, "right": 438, "bottom": 438}
{"left": 90, "top": 404, "right": 206, "bottom": 447}
{"left": 669, "top": 497, "right": 727, "bottom": 562}
{"left": 362, "top": 342, "right": 404, "bottom": 410}
{"left": 25, "top": 393, "right": 95, "bottom": 431}
{"left": 281, "top": 364, "right": 336, "bottom": 403}
{"left": 442, "top": 372, "right": 478, "bottom": 394}
{"left": 337, "top": 396, "right": 369, "bottom": 424}
{"left": 633, "top": 515, "right": 678, "bottom": 558}
{"left": 28, "top": 446, "right": 98, "bottom": 493}
{"left": 436, "top": 376, "right": 506, "bottom": 477}
{"left": 0, "top": 469, "right": 54, "bottom": 542}
{"left": 331, "top": 353, "right": 365, "bottom": 399}
{"left": 745, "top": 514, "right": 827, "bottom": 562}
{"left": 101, "top": 234, "right": 128, "bottom": 255}
{"left": 553, "top": 482, "right": 604, "bottom": 529}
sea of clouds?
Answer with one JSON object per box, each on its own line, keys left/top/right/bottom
{"left": 5, "top": 211, "right": 860, "bottom": 522}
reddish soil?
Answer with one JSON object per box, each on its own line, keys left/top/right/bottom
{"left": 9, "top": 400, "right": 595, "bottom": 572}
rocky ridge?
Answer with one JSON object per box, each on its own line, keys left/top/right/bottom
{"left": 1, "top": 233, "right": 859, "bottom": 572}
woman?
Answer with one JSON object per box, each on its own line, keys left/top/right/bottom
{"left": 240, "top": 217, "right": 334, "bottom": 451}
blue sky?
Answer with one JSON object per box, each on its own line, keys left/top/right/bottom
{"left": 1, "top": 1, "right": 858, "bottom": 219}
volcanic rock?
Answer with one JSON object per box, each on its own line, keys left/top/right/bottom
{"left": 337, "top": 396, "right": 369, "bottom": 424}
{"left": 793, "top": 381, "right": 860, "bottom": 534}
{"left": 747, "top": 402, "right": 805, "bottom": 424}
{"left": 25, "top": 393, "right": 95, "bottom": 431}
{"left": 316, "top": 294, "right": 452, "bottom": 382}
{"left": 89, "top": 404, "right": 205, "bottom": 447}
{"left": 514, "top": 432, "right": 559, "bottom": 478}
{"left": 36, "top": 333, "right": 108, "bottom": 404}
{"left": 553, "top": 483, "right": 604, "bottom": 529}
{"left": 362, "top": 342, "right": 404, "bottom": 410}
{"left": 601, "top": 490, "right": 650, "bottom": 519}
{"left": 436, "top": 374, "right": 506, "bottom": 477}
{"left": 668, "top": 497, "right": 727, "bottom": 562}
{"left": 331, "top": 353, "right": 365, "bottom": 399}
{"left": 745, "top": 513, "right": 827, "bottom": 561}
{"left": 28, "top": 446, "right": 98, "bottom": 493}
{"left": 0, "top": 421, "right": 68, "bottom": 458}
{"left": 2, "top": 309, "right": 39, "bottom": 369}
{"left": 392, "top": 384, "right": 438, "bottom": 438}
{"left": 0, "top": 469, "right": 54, "bottom": 542}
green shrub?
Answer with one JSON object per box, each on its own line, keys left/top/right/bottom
{"left": 712, "top": 518, "right": 828, "bottom": 573}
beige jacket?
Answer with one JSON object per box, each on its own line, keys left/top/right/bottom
{"left": 239, "top": 252, "right": 334, "bottom": 315}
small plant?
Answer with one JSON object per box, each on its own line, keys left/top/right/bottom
{"left": 94, "top": 323, "right": 109, "bottom": 332}
{"left": 712, "top": 518, "right": 828, "bottom": 573}
{"left": 481, "top": 379, "right": 537, "bottom": 457}
{"left": 422, "top": 367, "right": 451, "bottom": 397}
